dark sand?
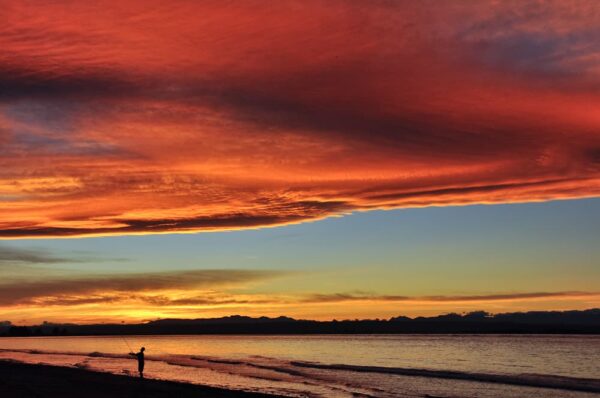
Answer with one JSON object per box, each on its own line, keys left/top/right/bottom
{"left": 0, "top": 361, "right": 283, "bottom": 398}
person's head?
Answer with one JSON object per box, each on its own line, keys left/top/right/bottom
{"left": 141, "top": 347, "right": 145, "bottom": 352}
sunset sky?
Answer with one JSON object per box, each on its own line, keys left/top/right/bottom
{"left": 1, "top": 1, "right": 599, "bottom": 324}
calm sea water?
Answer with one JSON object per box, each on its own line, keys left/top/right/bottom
{"left": 0, "top": 334, "right": 598, "bottom": 397}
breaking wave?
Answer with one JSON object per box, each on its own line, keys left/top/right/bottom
{"left": 1, "top": 348, "right": 598, "bottom": 396}
{"left": 288, "top": 361, "right": 600, "bottom": 393}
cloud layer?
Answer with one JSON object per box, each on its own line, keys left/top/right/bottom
{"left": 302, "top": 291, "right": 600, "bottom": 304}
{"left": 1, "top": 1, "right": 600, "bottom": 237}
{"left": 1, "top": 264, "right": 597, "bottom": 323}
{"left": 0, "top": 245, "right": 74, "bottom": 265}
{"left": 0, "top": 269, "right": 284, "bottom": 306}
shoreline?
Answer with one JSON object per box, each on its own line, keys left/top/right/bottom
{"left": 0, "top": 360, "right": 283, "bottom": 398}
{"left": 2, "top": 331, "right": 600, "bottom": 338}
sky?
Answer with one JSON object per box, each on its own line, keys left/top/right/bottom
{"left": 0, "top": 1, "right": 599, "bottom": 324}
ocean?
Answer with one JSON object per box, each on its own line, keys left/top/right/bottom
{"left": 0, "top": 334, "right": 598, "bottom": 397}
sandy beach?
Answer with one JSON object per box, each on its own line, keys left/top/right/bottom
{"left": 0, "top": 361, "right": 282, "bottom": 398}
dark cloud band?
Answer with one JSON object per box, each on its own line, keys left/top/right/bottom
{"left": 0, "top": 269, "right": 285, "bottom": 306}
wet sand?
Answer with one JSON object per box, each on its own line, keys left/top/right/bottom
{"left": 0, "top": 360, "right": 283, "bottom": 398}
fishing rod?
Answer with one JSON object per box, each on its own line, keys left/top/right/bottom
{"left": 121, "top": 335, "right": 134, "bottom": 353}
{"left": 121, "top": 336, "right": 167, "bottom": 356}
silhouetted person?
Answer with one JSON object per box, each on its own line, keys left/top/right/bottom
{"left": 129, "top": 347, "right": 145, "bottom": 378}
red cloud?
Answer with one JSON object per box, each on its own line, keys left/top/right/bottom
{"left": 1, "top": 1, "right": 599, "bottom": 237}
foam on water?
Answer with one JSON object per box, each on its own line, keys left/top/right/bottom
{"left": 0, "top": 346, "right": 598, "bottom": 398}
{"left": 1, "top": 334, "right": 599, "bottom": 397}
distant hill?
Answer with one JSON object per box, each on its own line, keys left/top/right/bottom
{"left": 1, "top": 309, "right": 599, "bottom": 336}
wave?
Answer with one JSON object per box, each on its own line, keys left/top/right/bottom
{"left": 290, "top": 361, "right": 600, "bottom": 393}
{"left": 0, "top": 348, "right": 131, "bottom": 360}
{"left": 2, "top": 348, "right": 599, "bottom": 394}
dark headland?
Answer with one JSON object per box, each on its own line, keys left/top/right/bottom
{"left": 0, "top": 361, "right": 281, "bottom": 398}
{"left": 2, "top": 309, "right": 599, "bottom": 337}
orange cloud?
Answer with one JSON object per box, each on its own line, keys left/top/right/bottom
{"left": 0, "top": 260, "right": 597, "bottom": 323}
{"left": 1, "top": 1, "right": 600, "bottom": 238}
{"left": 0, "top": 269, "right": 285, "bottom": 306}
{"left": 301, "top": 291, "right": 600, "bottom": 304}
{"left": 2, "top": 277, "right": 598, "bottom": 323}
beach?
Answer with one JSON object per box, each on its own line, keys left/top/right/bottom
{"left": 0, "top": 334, "right": 598, "bottom": 397}
{"left": 0, "top": 361, "right": 280, "bottom": 398}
